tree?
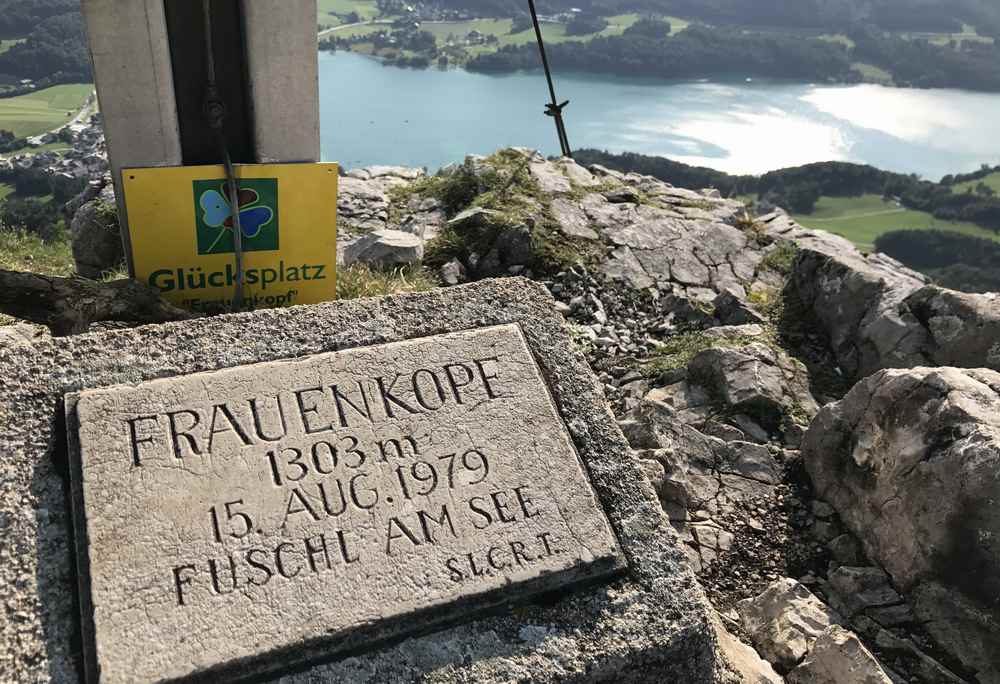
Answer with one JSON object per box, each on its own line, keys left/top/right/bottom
{"left": 0, "top": 129, "right": 25, "bottom": 153}
{"left": 624, "top": 17, "right": 671, "bottom": 39}
{"left": 784, "top": 182, "right": 822, "bottom": 213}
{"left": 565, "top": 13, "right": 609, "bottom": 37}
{"left": 510, "top": 13, "right": 532, "bottom": 34}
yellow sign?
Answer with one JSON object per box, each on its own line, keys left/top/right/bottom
{"left": 122, "top": 163, "right": 338, "bottom": 312}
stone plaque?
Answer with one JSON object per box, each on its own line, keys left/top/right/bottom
{"left": 69, "top": 324, "right": 622, "bottom": 682}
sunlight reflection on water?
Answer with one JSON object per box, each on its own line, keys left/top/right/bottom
{"left": 321, "top": 52, "right": 1000, "bottom": 179}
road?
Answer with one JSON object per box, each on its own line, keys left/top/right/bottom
{"left": 318, "top": 19, "right": 393, "bottom": 38}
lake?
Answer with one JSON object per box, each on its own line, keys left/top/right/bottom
{"left": 319, "top": 51, "right": 1000, "bottom": 180}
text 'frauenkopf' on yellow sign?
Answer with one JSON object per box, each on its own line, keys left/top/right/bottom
{"left": 122, "top": 163, "right": 338, "bottom": 312}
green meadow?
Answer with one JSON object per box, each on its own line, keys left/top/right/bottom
{"left": 793, "top": 194, "right": 999, "bottom": 251}
{"left": 0, "top": 84, "right": 93, "bottom": 138}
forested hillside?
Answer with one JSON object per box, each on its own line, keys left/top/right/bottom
{"left": 0, "top": 0, "right": 90, "bottom": 92}
{"left": 448, "top": 0, "right": 1000, "bottom": 36}
{"left": 575, "top": 149, "right": 1000, "bottom": 233}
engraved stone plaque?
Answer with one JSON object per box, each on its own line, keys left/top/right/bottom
{"left": 69, "top": 324, "right": 622, "bottom": 682}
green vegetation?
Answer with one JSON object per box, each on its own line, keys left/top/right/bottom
{"left": 851, "top": 61, "right": 894, "bottom": 84}
{"left": 907, "top": 23, "right": 994, "bottom": 48}
{"left": 336, "top": 262, "right": 437, "bottom": 299}
{"left": 792, "top": 194, "right": 998, "bottom": 250}
{"left": 0, "top": 228, "right": 72, "bottom": 275}
{"left": 953, "top": 171, "right": 1000, "bottom": 195}
{"left": 317, "top": 0, "right": 382, "bottom": 28}
{"left": 875, "top": 229, "right": 1000, "bottom": 293}
{"left": 0, "top": 182, "right": 13, "bottom": 200}
{"left": 0, "top": 83, "right": 92, "bottom": 138}
{"left": 643, "top": 329, "right": 765, "bottom": 377}
{"left": 408, "top": 150, "right": 600, "bottom": 274}
{"left": 0, "top": 38, "right": 25, "bottom": 55}
{"left": 758, "top": 241, "right": 799, "bottom": 275}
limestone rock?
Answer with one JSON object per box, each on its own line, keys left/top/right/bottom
{"left": 714, "top": 290, "right": 767, "bottom": 326}
{"left": 624, "top": 396, "right": 783, "bottom": 571}
{"left": 646, "top": 330, "right": 818, "bottom": 447}
{"left": 551, "top": 198, "right": 599, "bottom": 240}
{"left": 737, "top": 578, "right": 842, "bottom": 672}
{"left": 398, "top": 195, "right": 446, "bottom": 242}
{"left": 712, "top": 613, "right": 784, "bottom": 684}
{"left": 529, "top": 159, "right": 572, "bottom": 194}
{"left": 439, "top": 258, "right": 466, "bottom": 285}
{"left": 445, "top": 208, "right": 535, "bottom": 277}
{"left": 786, "top": 625, "right": 892, "bottom": 684}
{"left": 826, "top": 566, "right": 902, "bottom": 617}
{"left": 342, "top": 229, "right": 423, "bottom": 266}
{"left": 554, "top": 158, "right": 601, "bottom": 187}
{"left": 789, "top": 246, "right": 928, "bottom": 380}
{"left": 905, "top": 285, "right": 1000, "bottom": 371}
{"left": 0, "top": 323, "right": 49, "bottom": 349}
{"left": 337, "top": 176, "right": 391, "bottom": 233}
{"left": 71, "top": 185, "right": 122, "bottom": 279}
{"left": 0, "top": 278, "right": 735, "bottom": 683}
{"left": 803, "top": 366, "right": 1000, "bottom": 682}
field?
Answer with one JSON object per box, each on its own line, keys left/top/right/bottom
{"left": 907, "top": 23, "right": 995, "bottom": 48}
{"left": 0, "top": 38, "right": 25, "bottom": 55}
{"left": 953, "top": 171, "right": 1000, "bottom": 195}
{"left": 0, "top": 84, "right": 93, "bottom": 138}
{"left": 324, "top": 4, "right": 688, "bottom": 54}
{"left": 317, "top": 0, "right": 381, "bottom": 29}
{"left": 851, "top": 62, "right": 894, "bottom": 85}
{"left": 793, "top": 194, "right": 999, "bottom": 251}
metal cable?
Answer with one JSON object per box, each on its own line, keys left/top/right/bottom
{"left": 202, "top": 0, "right": 245, "bottom": 311}
{"left": 527, "top": 0, "right": 572, "bottom": 158}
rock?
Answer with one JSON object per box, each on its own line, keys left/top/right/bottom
{"left": 687, "top": 342, "right": 819, "bottom": 427}
{"left": 826, "top": 534, "right": 862, "bottom": 566}
{"left": 804, "top": 366, "right": 1000, "bottom": 682}
{"left": 444, "top": 207, "right": 536, "bottom": 276}
{"left": 363, "top": 165, "right": 424, "bottom": 180}
{"left": 554, "top": 158, "right": 601, "bottom": 188}
{"left": 827, "top": 567, "right": 902, "bottom": 617}
{"left": 737, "top": 578, "right": 843, "bottom": 671}
{"left": 623, "top": 396, "right": 785, "bottom": 572}
{"left": 866, "top": 618, "right": 969, "bottom": 684}
{"left": 0, "top": 323, "right": 49, "bottom": 349}
{"left": 71, "top": 185, "right": 123, "bottom": 278}
{"left": 343, "top": 229, "right": 423, "bottom": 266}
{"left": 786, "top": 625, "right": 892, "bottom": 684}
{"left": 551, "top": 198, "right": 599, "bottom": 240}
{"left": 603, "top": 187, "right": 641, "bottom": 204}
{"left": 909, "top": 581, "right": 1000, "bottom": 684}
{"left": 649, "top": 333, "right": 819, "bottom": 445}
{"left": 713, "top": 290, "right": 767, "bottom": 326}
{"left": 602, "top": 246, "right": 656, "bottom": 290}
{"left": 0, "top": 278, "right": 734, "bottom": 683}
{"left": 712, "top": 613, "right": 784, "bottom": 684}
{"left": 788, "top": 245, "right": 928, "bottom": 381}
{"left": 337, "top": 176, "right": 391, "bottom": 233}
{"left": 439, "top": 258, "right": 466, "bottom": 285}
{"left": 398, "top": 196, "right": 446, "bottom": 242}
{"left": 529, "top": 160, "right": 572, "bottom": 194}
{"left": 905, "top": 285, "right": 1000, "bottom": 371}
{"left": 588, "top": 163, "right": 627, "bottom": 182}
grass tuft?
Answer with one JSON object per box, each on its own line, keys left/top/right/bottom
{"left": 336, "top": 262, "right": 438, "bottom": 300}
{"left": 758, "top": 241, "right": 799, "bottom": 276}
{"left": 643, "top": 329, "right": 764, "bottom": 377}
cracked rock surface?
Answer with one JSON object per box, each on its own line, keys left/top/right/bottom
{"left": 804, "top": 367, "right": 1000, "bottom": 683}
